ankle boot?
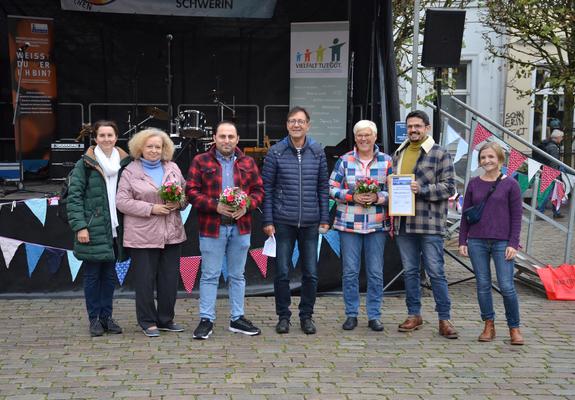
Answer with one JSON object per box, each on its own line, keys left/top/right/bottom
{"left": 478, "top": 320, "right": 495, "bottom": 342}
{"left": 509, "top": 328, "right": 524, "bottom": 345}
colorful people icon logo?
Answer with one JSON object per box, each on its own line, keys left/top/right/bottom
{"left": 316, "top": 44, "right": 325, "bottom": 63}
{"left": 329, "top": 38, "right": 346, "bottom": 62}
{"left": 296, "top": 51, "right": 302, "bottom": 63}
{"left": 304, "top": 48, "right": 312, "bottom": 63}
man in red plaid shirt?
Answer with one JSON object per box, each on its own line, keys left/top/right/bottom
{"left": 186, "top": 121, "right": 264, "bottom": 340}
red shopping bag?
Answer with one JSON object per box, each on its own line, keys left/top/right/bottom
{"left": 536, "top": 264, "right": 575, "bottom": 300}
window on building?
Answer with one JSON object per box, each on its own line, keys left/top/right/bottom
{"left": 532, "top": 67, "right": 565, "bottom": 144}
{"left": 441, "top": 62, "right": 470, "bottom": 139}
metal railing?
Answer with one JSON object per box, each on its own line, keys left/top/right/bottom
{"left": 435, "top": 96, "right": 575, "bottom": 263}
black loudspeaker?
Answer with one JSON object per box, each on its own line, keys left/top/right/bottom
{"left": 49, "top": 140, "right": 85, "bottom": 179}
{"left": 421, "top": 8, "right": 466, "bottom": 68}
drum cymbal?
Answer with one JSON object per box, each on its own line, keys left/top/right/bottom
{"left": 145, "top": 106, "right": 169, "bottom": 121}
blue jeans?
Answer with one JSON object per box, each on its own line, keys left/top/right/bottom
{"left": 340, "top": 231, "right": 387, "bottom": 320}
{"left": 199, "top": 225, "right": 251, "bottom": 321}
{"left": 395, "top": 233, "right": 452, "bottom": 320}
{"left": 467, "top": 239, "right": 520, "bottom": 328}
{"left": 274, "top": 223, "right": 319, "bottom": 320}
{"left": 83, "top": 260, "right": 117, "bottom": 321}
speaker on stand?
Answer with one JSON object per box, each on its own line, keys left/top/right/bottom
{"left": 421, "top": 8, "right": 466, "bottom": 143}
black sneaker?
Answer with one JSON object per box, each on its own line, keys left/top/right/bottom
{"left": 89, "top": 319, "right": 104, "bottom": 337}
{"left": 276, "top": 318, "right": 290, "bottom": 334}
{"left": 143, "top": 327, "right": 160, "bottom": 337}
{"left": 193, "top": 318, "right": 213, "bottom": 340}
{"left": 342, "top": 317, "right": 358, "bottom": 330}
{"left": 300, "top": 318, "right": 316, "bottom": 335}
{"left": 229, "top": 316, "right": 261, "bottom": 336}
{"left": 368, "top": 319, "right": 384, "bottom": 332}
{"left": 158, "top": 322, "right": 184, "bottom": 332}
{"left": 101, "top": 317, "right": 123, "bottom": 334}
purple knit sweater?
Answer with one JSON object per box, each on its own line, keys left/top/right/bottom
{"left": 459, "top": 176, "right": 522, "bottom": 249}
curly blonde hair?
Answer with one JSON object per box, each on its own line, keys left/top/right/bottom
{"left": 128, "top": 128, "right": 175, "bottom": 161}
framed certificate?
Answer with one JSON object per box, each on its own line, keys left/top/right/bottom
{"left": 388, "top": 174, "right": 415, "bottom": 216}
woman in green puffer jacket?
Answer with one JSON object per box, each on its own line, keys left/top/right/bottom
{"left": 67, "top": 120, "right": 131, "bottom": 337}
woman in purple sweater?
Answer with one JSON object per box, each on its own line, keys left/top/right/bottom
{"left": 459, "top": 142, "right": 524, "bottom": 345}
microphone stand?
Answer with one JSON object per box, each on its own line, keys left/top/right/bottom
{"left": 166, "top": 34, "right": 175, "bottom": 135}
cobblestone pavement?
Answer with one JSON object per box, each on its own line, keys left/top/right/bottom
{"left": 1, "top": 257, "right": 574, "bottom": 400}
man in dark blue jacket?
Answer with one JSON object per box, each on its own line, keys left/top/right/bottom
{"left": 262, "top": 106, "right": 330, "bottom": 335}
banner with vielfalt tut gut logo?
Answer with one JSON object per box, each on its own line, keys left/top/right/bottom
{"left": 290, "top": 21, "right": 349, "bottom": 147}
{"left": 8, "top": 16, "right": 57, "bottom": 172}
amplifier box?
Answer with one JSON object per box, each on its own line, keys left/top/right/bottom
{"left": 0, "top": 162, "right": 20, "bottom": 181}
{"left": 50, "top": 140, "right": 85, "bottom": 180}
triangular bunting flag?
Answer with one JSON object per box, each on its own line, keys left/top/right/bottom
{"left": 453, "top": 138, "right": 468, "bottom": 163}
{"left": 507, "top": 149, "right": 527, "bottom": 176}
{"left": 44, "top": 248, "right": 65, "bottom": 275}
{"left": 527, "top": 159, "right": 542, "bottom": 182}
{"left": 180, "top": 256, "right": 201, "bottom": 293}
{"left": 25, "top": 243, "right": 44, "bottom": 277}
{"left": 445, "top": 124, "right": 460, "bottom": 146}
{"left": 221, "top": 255, "right": 228, "bottom": 281}
{"left": 329, "top": 199, "right": 336, "bottom": 211}
{"left": 540, "top": 165, "right": 560, "bottom": 193}
{"left": 180, "top": 204, "right": 192, "bottom": 225}
{"left": 552, "top": 180, "right": 566, "bottom": 211}
{"left": 66, "top": 250, "right": 83, "bottom": 282}
{"left": 249, "top": 248, "right": 268, "bottom": 278}
{"left": 292, "top": 240, "right": 299, "bottom": 269}
{"left": 317, "top": 234, "right": 323, "bottom": 261}
{"left": 472, "top": 123, "right": 493, "bottom": 148}
{"left": 562, "top": 172, "right": 575, "bottom": 197}
{"left": 0, "top": 237, "right": 22, "bottom": 268}
{"left": 323, "top": 230, "right": 341, "bottom": 258}
{"left": 24, "top": 198, "right": 48, "bottom": 226}
{"left": 517, "top": 173, "right": 530, "bottom": 194}
{"left": 470, "top": 149, "right": 480, "bottom": 171}
{"left": 115, "top": 258, "right": 131, "bottom": 285}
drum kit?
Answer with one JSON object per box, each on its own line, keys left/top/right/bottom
{"left": 125, "top": 106, "right": 214, "bottom": 153}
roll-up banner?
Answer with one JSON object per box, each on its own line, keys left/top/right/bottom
{"left": 7, "top": 16, "right": 57, "bottom": 172}
{"left": 290, "top": 21, "right": 349, "bottom": 147}
{"left": 60, "top": 0, "right": 277, "bottom": 18}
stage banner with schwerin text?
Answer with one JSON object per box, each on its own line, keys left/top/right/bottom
{"left": 290, "top": 21, "right": 349, "bottom": 147}
{"left": 8, "top": 16, "right": 57, "bottom": 172}
{"left": 60, "top": 0, "right": 277, "bottom": 18}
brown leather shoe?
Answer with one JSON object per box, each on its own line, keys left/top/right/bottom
{"left": 478, "top": 320, "right": 495, "bottom": 342}
{"left": 438, "top": 320, "right": 458, "bottom": 339}
{"left": 398, "top": 315, "right": 423, "bottom": 332}
{"left": 509, "top": 328, "right": 524, "bottom": 345}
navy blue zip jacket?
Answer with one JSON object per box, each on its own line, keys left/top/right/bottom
{"left": 262, "top": 136, "right": 330, "bottom": 227}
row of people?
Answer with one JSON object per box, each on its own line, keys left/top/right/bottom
{"left": 67, "top": 108, "right": 523, "bottom": 345}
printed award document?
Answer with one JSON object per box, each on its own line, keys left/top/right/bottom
{"left": 262, "top": 234, "right": 276, "bottom": 257}
{"left": 388, "top": 174, "right": 415, "bottom": 216}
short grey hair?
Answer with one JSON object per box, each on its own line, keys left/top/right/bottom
{"left": 353, "top": 120, "right": 377, "bottom": 136}
{"left": 551, "top": 129, "right": 564, "bottom": 139}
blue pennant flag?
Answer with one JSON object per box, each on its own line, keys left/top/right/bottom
{"left": 221, "top": 254, "right": 229, "bottom": 282}
{"left": 44, "top": 248, "right": 65, "bottom": 275}
{"left": 291, "top": 240, "right": 299, "bottom": 269}
{"left": 180, "top": 204, "right": 192, "bottom": 225}
{"left": 25, "top": 243, "right": 44, "bottom": 277}
{"left": 115, "top": 258, "right": 131, "bottom": 286}
{"left": 324, "top": 230, "right": 341, "bottom": 258}
{"left": 25, "top": 198, "right": 47, "bottom": 226}
{"left": 66, "top": 250, "right": 83, "bottom": 282}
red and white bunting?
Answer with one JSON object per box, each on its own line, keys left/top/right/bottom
{"left": 249, "top": 248, "right": 268, "bottom": 278}
{"left": 180, "top": 256, "right": 201, "bottom": 293}
{"left": 540, "top": 165, "right": 561, "bottom": 193}
{"left": 552, "top": 180, "right": 566, "bottom": 211}
{"left": 507, "top": 149, "right": 527, "bottom": 176}
{"left": 472, "top": 123, "right": 493, "bottom": 148}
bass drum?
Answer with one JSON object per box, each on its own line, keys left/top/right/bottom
{"left": 177, "top": 110, "right": 206, "bottom": 138}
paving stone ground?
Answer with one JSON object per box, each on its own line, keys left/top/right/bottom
{"left": 1, "top": 208, "right": 574, "bottom": 399}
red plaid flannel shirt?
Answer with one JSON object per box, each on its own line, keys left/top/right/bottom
{"left": 186, "top": 146, "right": 264, "bottom": 238}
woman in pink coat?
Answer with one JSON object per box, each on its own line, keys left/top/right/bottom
{"left": 116, "top": 128, "right": 187, "bottom": 337}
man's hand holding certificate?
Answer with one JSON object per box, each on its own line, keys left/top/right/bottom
{"left": 387, "top": 174, "right": 415, "bottom": 216}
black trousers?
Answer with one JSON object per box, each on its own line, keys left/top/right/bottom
{"left": 130, "top": 244, "right": 181, "bottom": 329}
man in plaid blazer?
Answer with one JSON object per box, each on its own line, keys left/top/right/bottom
{"left": 187, "top": 121, "right": 264, "bottom": 340}
{"left": 392, "top": 110, "right": 458, "bottom": 339}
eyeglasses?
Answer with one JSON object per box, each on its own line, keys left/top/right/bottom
{"left": 287, "top": 119, "right": 308, "bottom": 126}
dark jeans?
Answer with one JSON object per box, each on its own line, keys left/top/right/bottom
{"left": 130, "top": 244, "right": 181, "bottom": 329}
{"left": 83, "top": 260, "right": 117, "bottom": 321}
{"left": 274, "top": 223, "right": 319, "bottom": 320}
